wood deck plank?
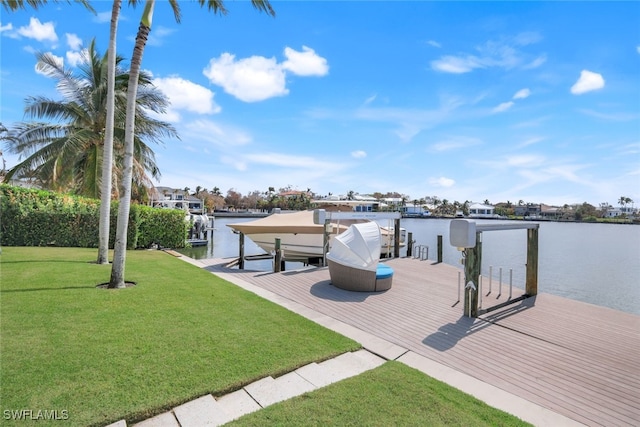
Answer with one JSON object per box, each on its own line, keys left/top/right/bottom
{"left": 202, "top": 257, "right": 640, "bottom": 426}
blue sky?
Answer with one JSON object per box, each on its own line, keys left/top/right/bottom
{"left": 1, "top": 1, "right": 639, "bottom": 206}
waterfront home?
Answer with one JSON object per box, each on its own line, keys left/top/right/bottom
{"left": 606, "top": 206, "right": 638, "bottom": 217}
{"left": 150, "top": 186, "right": 204, "bottom": 214}
{"left": 468, "top": 202, "right": 496, "bottom": 218}
{"left": 403, "top": 203, "right": 431, "bottom": 217}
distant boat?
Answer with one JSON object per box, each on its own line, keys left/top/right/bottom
{"left": 227, "top": 210, "right": 405, "bottom": 261}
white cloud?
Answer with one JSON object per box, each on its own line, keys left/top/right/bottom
{"left": 363, "top": 94, "right": 377, "bottom": 106}
{"left": 426, "top": 40, "right": 441, "bottom": 48}
{"left": 429, "top": 176, "right": 455, "bottom": 188}
{"left": 35, "top": 53, "right": 63, "bottom": 76}
{"left": 513, "top": 88, "right": 531, "bottom": 99}
{"left": 351, "top": 150, "right": 367, "bottom": 159}
{"left": 517, "top": 136, "right": 545, "bottom": 148}
{"left": 145, "top": 26, "right": 175, "bottom": 47}
{"left": 492, "top": 101, "right": 514, "bottom": 113}
{"left": 94, "top": 11, "right": 112, "bottom": 23}
{"left": 430, "top": 136, "right": 482, "bottom": 152}
{"left": 578, "top": 109, "right": 640, "bottom": 121}
{"left": 17, "top": 17, "right": 57, "bottom": 43}
{"left": 431, "top": 55, "right": 481, "bottom": 74}
{"left": 282, "top": 46, "right": 328, "bottom": 76}
{"left": 523, "top": 54, "right": 547, "bottom": 69}
{"left": 0, "top": 23, "right": 13, "bottom": 33}
{"left": 153, "top": 76, "right": 221, "bottom": 121}
{"left": 513, "top": 31, "right": 542, "bottom": 46}
{"left": 244, "top": 152, "right": 344, "bottom": 172}
{"left": 203, "top": 52, "right": 287, "bottom": 102}
{"left": 637, "top": 45, "right": 640, "bottom": 54}
{"left": 203, "top": 46, "right": 328, "bottom": 102}
{"left": 505, "top": 154, "right": 546, "bottom": 167}
{"left": 571, "top": 70, "right": 605, "bottom": 95}
{"left": 183, "top": 119, "right": 252, "bottom": 147}
{"left": 431, "top": 33, "right": 544, "bottom": 74}
{"left": 65, "top": 33, "right": 82, "bottom": 50}
{"left": 66, "top": 48, "right": 87, "bottom": 67}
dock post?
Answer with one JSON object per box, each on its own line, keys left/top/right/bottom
{"left": 239, "top": 233, "right": 245, "bottom": 270}
{"left": 323, "top": 219, "right": 330, "bottom": 267}
{"left": 394, "top": 218, "right": 401, "bottom": 258}
{"left": 274, "top": 238, "right": 282, "bottom": 273}
{"left": 463, "top": 232, "right": 482, "bottom": 317}
{"left": 406, "top": 232, "right": 413, "bottom": 257}
{"left": 437, "top": 235, "right": 443, "bottom": 263}
{"left": 526, "top": 226, "right": 539, "bottom": 295}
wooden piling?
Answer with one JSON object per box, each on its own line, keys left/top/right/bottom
{"left": 238, "top": 233, "right": 245, "bottom": 270}
{"left": 526, "top": 227, "right": 539, "bottom": 296}
{"left": 437, "top": 235, "right": 443, "bottom": 263}
{"left": 274, "top": 238, "right": 282, "bottom": 273}
{"left": 463, "top": 231, "right": 482, "bottom": 317}
{"left": 406, "top": 232, "right": 413, "bottom": 257}
{"left": 394, "top": 218, "right": 401, "bottom": 258}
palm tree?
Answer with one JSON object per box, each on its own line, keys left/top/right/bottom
{"left": 109, "top": 0, "right": 275, "bottom": 288}
{"left": 98, "top": 0, "right": 123, "bottom": 265}
{"left": 618, "top": 196, "right": 632, "bottom": 209}
{"left": 1, "top": 0, "right": 93, "bottom": 12}
{"left": 3, "top": 41, "right": 176, "bottom": 198}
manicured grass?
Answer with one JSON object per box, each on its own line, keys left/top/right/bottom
{"left": 1, "top": 247, "right": 531, "bottom": 427}
{"left": 230, "top": 362, "right": 531, "bottom": 426}
{"left": 0, "top": 247, "right": 359, "bottom": 426}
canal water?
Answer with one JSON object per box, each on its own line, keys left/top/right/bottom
{"left": 178, "top": 217, "right": 640, "bottom": 316}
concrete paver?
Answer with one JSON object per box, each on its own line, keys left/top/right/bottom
{"left": 132, "top": 411, "right": 179, "bottom": 427}
{"left": 244, "top": 372, "right": 316, "bottom": 408}
{"left": 215, "top": 389, "right": 261, "bottom": 421}
{"left": 173, "top": 394, "right": 231, "bottom": 427}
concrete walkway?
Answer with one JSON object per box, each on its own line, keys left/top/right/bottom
{"left": 107, "top": 255, "right": 582, "bottom": 427}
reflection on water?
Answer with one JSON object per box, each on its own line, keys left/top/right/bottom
{"left": 179, "top": 216, "right": 640, "bottom": 315}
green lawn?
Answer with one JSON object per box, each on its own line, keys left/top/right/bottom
{"left": 231, "top": 362, "right": 530, "bottom": 426}
{"left": 0, "top": 247, "right": 359, "bottom": 426}
{"left": 1, "top": 247, "right": 530, "bottom": 427}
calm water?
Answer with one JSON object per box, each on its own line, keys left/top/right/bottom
{"left": 179, "top": 217, "right": 640, "bottom": 316}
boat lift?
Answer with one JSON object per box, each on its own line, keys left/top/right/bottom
{"left": 450, "top": 219, "right": 540, "bottom": 317}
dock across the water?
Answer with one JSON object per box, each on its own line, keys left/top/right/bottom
{"left": 197, "top": 256, "right": 640, "bottom": 427}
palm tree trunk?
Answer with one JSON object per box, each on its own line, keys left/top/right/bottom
{"left": 97, "top": 0, "right": 122, "bottom": 265}
{"left": 109, "top": 0, "right": 154, "bottom": 288}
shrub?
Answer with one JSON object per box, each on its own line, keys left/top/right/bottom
{"left": 0, "top": 184, "right": 187, "bottom": 248}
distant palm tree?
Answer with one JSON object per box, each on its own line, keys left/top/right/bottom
{"left": 2, "top": 41, "right": 176, "bottom": 199}
{"left": 109, "top": 0, "right": 275, "bottom": 288}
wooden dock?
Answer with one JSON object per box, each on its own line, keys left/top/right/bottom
{"left": 200, "top": 257, "right": 640, "bottom": 426}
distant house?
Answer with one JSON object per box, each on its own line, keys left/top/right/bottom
{"left": 468, "top": 203, "right": 496, "bottom": 218}
{"left": 539, "top": 204, "right": 563, "bottom": 219}
{"left": 403, "top": 203, "right": 431, "bottom": 217}
{"left": 150, "top": 186, "right": 204, "bottom": 214}
{"left": 514, "top": 203, "right": 563, "bottom": 219}
{"left": 606, "top": 206, "right": 638, "bottom": 218}
{"left": 514, "top": 204, "right": 541, "bottom": 217}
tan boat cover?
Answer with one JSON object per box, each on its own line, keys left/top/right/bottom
{"left": 227, "top": 211, "right": 325, "bottom": 235}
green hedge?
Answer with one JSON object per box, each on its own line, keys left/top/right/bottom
{"left": 0, "top": 185, "right": 188, "bottom": 249}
